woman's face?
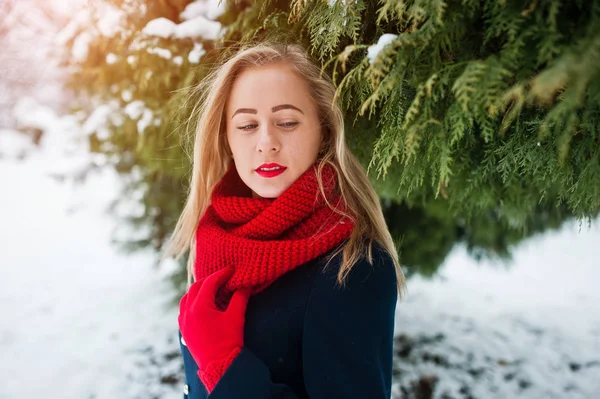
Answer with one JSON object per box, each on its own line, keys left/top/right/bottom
{"left": 225, "top": 62, "right": 323, "bottom": 199}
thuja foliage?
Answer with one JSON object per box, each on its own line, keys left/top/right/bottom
{"left": 62, "top": 0, "right": 599, "bottom": 278}
{"left": 251, "top": 0, "right": 600, "bottom": 225}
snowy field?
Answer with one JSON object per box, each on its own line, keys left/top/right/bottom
{"left": 393, "top": 223, "right": 600, "bottom": 398}
{"left": 1, "top": 111, "right": 599, "bottom": 399}
{"left": 0, "top": 113, "right": 183, "bottom": 399}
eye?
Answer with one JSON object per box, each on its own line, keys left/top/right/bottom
{"left": 237, "top": 124, "right": 257, "bottom": 131}
{"left": 278, "top": 121, "right": 299, "bottom": 129}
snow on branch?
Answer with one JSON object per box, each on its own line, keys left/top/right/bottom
{"left": 142, "top": 16, "right": 222, "bottom": 40}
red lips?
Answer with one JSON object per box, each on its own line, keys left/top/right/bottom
{"left": 256, "top": 163, "right": 287, "bottom": 178}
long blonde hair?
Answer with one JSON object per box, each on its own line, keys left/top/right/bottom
{"left": 163, "top": 43, "right": 406, "bottom": 296}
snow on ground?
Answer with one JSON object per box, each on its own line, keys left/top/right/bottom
{"left": 393, "top": 221, "right": 600, "bottom": 398}
{"left": 0, "top": 113, "right": 182, "bottom": 399}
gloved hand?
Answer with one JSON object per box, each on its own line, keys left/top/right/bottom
{"left": 178, "top": 267, "right": 251, "bottom": 393}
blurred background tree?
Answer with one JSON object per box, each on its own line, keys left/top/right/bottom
{"left": 59, "top": 0, "right": 600, "bottom": 287}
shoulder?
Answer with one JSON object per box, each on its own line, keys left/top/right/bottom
{"left": 302, "top": 242, "right": 398, "bottom": 339}
{"left": 310, "top": 242, "right": 398, "bottom": 306}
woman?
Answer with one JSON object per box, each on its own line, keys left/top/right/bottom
{"left": 166, "top": 43, "right": 406, "bottom": 398}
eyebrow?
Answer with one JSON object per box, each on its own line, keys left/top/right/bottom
{"left": 272, "top": 104, "right": 304, "bottom": 114}
{"left": 231, "top": 104, "right": 304, "bottom": 118}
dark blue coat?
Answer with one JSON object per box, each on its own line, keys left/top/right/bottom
{"left": 179, "top": 245, "right": 398, "bottom": 398}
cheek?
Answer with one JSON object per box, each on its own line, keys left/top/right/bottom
{"left": 294, "top": 129, "right": 322, "bottom": 158}
{"left": 226, "top": 131, "right": 242, "bottom": 157}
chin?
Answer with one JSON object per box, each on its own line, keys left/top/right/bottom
{"left": 252, "top": 187, "right": 285, "bottom": 199}
{"left": 250, "top": 178, "right": 292, "bottom": 199}
{"left": 245, "top": 171, "right": 293, "bottom": 199}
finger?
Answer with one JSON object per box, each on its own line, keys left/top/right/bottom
{"left": 187, "top": 280, "right": 203, "bottom": 300}
{"left": 193, "top": 274, "right": 208, "bottom": 286}
{"left": 199, "top": 267, "right": 235, "bottom": 301}
{"left": 178, "top": 292, "right": 189, "bottom": 312}
{"left": 226, "top": 288, "right": 251, "bottom": 315}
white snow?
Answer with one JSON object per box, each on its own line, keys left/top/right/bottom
{"left": 367, "top": 33, "right": 398, "bottom": 64}
{"left": 122, "top": 89, "right": 133, "bottom": 102}
{"left": 181, "top": 0, "right": 227, "bottom": 21}
{"left": 71, "top": 31, "right": 93, "bottom": 63}
{"left": 393, "top": 221, "right": 600, "bottom": 398}
{"left": 137, "top": 109, "right": 155, "bottom": 134}
{"left": 48, "top": 0, "right": 77, "bottom": 16}
{"left": 1, "top": 2, "right": 56, "bottom": 36}
{"left": 127, "top": 55, "right": 136, "bottom": 65}
{"left": 327, "top": 0, "right": 357, "bottom": 11}
{"left": 58, "top": 2, "right": 125, "bottom": 41}
{"left": 188, "top": 42, "right": 206, "bottom": 64}
{"left": 56, "top": 18, "right": 82, "bottom": 46}
{"left": 0, "top": 128, "right": 34, "bottom": 158}
{"left": 143, "top": 16, "right": 222, "bottom": 40}
{"left": 82, "top": 100, "right": 122, "bottom": 140}
{"left": 124, "top": 101, "right": 147, "bottom": 120}
{"left": 0, "top": 110, "right": 181, "bottom": 399}
{"left": 56, "top": 3, "right": 125, "bottom": 66}
{"left": 173, "top": 56, "right": 184, "bottom": 66}
{"left": 147, "top": 47, "right": 173, "bottom": 60}
{"left": 106, "top": 53, "right": 118, "bottom": 64}
{"left": 124, "top": 101, "right": 155, "bottom": 133}
{"left": 0, "top": 0, "right": 70, "bottom": 129}
{"left": 174, "top": 16, "right": 222, "bottom": 40}
{"left": 142, "top": 17, "right": 177, "bottom": 39}
{"left": 96, "top": 5, "right": 125, "bottom": 37}
{"left": 13, "top": 97, "right": 61, "bottom": 132}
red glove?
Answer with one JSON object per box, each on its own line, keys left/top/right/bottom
{"left": 178, "top": 267, "right": 251, "bottom": 393}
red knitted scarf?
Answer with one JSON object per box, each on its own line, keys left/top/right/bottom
{"left": 194, "top": 163, "right": 354, "bottom": 299}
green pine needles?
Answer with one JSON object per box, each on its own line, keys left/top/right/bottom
{"left": 288, "top": 0, "right": 600, "bottom": 224}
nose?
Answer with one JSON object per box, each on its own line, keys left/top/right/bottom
{"left": 256, "top": 124, "right": 280, "bottom": 153}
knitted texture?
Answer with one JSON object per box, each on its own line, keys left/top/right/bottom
{"left": 195, "top": 163, "right": 355, "bottom": 300}
{"left": 197, "top": 346, "right": 242, "bottom": 393}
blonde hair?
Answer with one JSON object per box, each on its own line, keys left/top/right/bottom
{"left": 164, "top": 43, "right": 406, "bottom": 296}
